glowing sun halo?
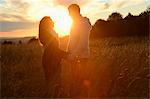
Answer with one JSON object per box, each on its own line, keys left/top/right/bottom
{"left": 54, "top": 14, "right": 72, "bottom": 37}
{"left": 28, "top": 6, "right": 72, "bottom": 37}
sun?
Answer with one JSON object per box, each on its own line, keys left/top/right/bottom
{"left": 28, "top": 6, "right": 72, "bottom": 37}
{"left": 54, "top": 13, "right": 72, "bottom": 37}
{"left": 41, "top": 7, "right": 73, "bottom": 37}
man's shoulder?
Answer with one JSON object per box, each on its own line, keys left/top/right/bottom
{"left": 83, "top": 17, "right": 91, "bottom": 25}
{"left": 83, "top": 17, "right": 90, "bottom": 21}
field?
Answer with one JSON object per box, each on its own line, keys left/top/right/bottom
{"left": 1, "top": 37, "right": 149, "bottom": 98}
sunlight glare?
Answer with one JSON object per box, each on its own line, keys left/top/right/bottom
{"left": 28, "top": 6, "right": 72, "bottom": 37}
{"left": 54, "top": 13, "right": 72, "bottom": 37}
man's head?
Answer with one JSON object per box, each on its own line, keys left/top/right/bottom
{"left": 68, "top": 4, "right": 80, "bottom": 20}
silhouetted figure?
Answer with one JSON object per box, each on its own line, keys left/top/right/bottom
{"left": 67, "top": 4, "right": 92, "bottom": 97}
{"left": 39, "top": 16, "right": 67, "bottom": 97}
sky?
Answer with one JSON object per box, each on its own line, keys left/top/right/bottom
{"left": 0, "top": 0, "right": 149, "bottom": 37}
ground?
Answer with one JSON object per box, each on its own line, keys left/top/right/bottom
{"left": 1, "top": 37, "right": 149, "bottom": 98}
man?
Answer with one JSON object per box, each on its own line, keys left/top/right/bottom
{"left": 67, "top": 4, "right": 91, "bottom": 63}
{"left": 67, "top": 4, "right": 92, "bottom": 97}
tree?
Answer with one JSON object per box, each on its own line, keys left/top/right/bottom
{"left": 139, "top": 6, "right": 150, "bottom": 17}
{"left": 124, "top": 13, "right": 133, "bottom": 19}
{"left": 107, "top": 12, "right": 123, "bottom": 21}
{"left": 146, "top": 5, "right": 150, "bottom": 12}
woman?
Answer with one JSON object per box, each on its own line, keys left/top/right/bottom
{"left": 39, "top": 16, "right": 67, "bottom": 97}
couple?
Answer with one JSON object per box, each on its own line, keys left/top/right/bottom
{"left": 39, "top": 4, "right": 92, "bottom": 97}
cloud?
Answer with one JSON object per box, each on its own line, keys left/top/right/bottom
{"left": 94, "top": 2, "right": 110, "bottom": 10}
{"left": 5, "top": 0, "right": 30, "bottom": 13}
{"left": 0, "top": 0, "right": 149, "bottom": 37}
{"left": 54, "top": 0, "right": 90, "bottom": 6}
{"left": 54, "top": 0, "right": 73, "bottom": 6}
{"left": 83, "top": 0, "right": 145, "bottom": 12}
{"left": 108, "top": 0, "right": 145, "bottom": 9}
{"left": 0, "top": 28, "right": 37, "bottom": 37}
{"left": 0, "top": 0, "right": 30, "bottom": 21}
{"left": 112, "top": 0, "right": 127, "bottom": 8}
{"left": 0, "top": 0, "right": 147, "bottom": 22}
{"left": 0, "top": 21, "right": 36, "bottom": 32}
{"left": 0, "top": 14, "right": 30, "bottom": 22}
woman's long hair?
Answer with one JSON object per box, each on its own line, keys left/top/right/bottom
{"left": 39, "top": 16, "right": 55, "bottom": 46}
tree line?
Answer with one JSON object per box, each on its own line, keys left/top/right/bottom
{"left": 90, "top": 7, "right": 149, "bottom": 38}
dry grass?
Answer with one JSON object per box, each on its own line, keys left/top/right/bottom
{"left": 1, "top": 37, "right": 149, "bottom": 98}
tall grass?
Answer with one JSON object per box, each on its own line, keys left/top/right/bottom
{"left": 1, "top": 37, "right": 149, "bottom": 98}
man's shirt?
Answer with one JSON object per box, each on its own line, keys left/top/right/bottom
{"left": 68, "top": 16, "right": 92, "bottom": 59}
